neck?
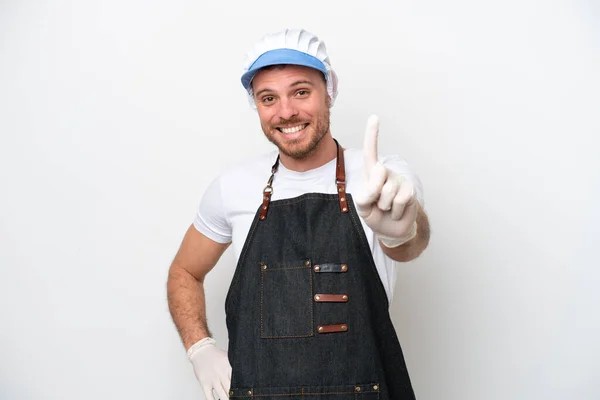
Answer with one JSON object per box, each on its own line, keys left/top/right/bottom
{"left": 279, "top": 132, "right": 337, "bottom": 172}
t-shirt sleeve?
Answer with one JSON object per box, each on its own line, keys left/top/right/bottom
{"left": 380, "top": 155, "right": 425, "bottom": 207}
{"left": 192, "top": 176, "right": 232, "bottom": 243}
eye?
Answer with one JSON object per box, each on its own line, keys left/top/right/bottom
{"left": 261, "top": 96, "right": 275, "bottom": 104}
{"left": 295, "top": 90, "right": 310, "bottom": 97}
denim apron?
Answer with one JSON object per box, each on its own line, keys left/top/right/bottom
{"left": 225, "top": 140, "right": 416, "bottom": 399}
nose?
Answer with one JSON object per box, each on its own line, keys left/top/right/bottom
{"left": 277, "top": 98, "right": 299, "bottom": 121}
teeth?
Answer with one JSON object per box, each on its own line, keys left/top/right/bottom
{"left": 280, "top": 124, "right": 306, "bottom": 134}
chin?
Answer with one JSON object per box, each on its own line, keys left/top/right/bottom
{"left": 281, "top": 138, "right": 323, "bottom": 159}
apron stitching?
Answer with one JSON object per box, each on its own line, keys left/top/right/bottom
{"left": 246, "top": 390, "right": 375, "bottom": 397}
{"left": 309, "top": 262, "right": 314, "bottom": 336}
{"left": 226, "top": 214, "right": 261, "bottom": 315}
{"left": 269, "top": 195, "right": 339, "bottom": 207}
{"left": 263, "top": 266, "right": 312, "bottom": 271}
{"left": 260, "top": 262, "right": 264, "bottom": 338}
{"left": 235, "top": 211, "right": 261, "bottom": 280}
{"left": 260, "top": 334, "right": 313, "bottom": 339}
{"left": 231, "top": 384, "right": 380, "bottom": 397}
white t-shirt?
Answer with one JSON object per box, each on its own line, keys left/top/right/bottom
{"left": 193, "top": 148, "right": 424, "bottom": 304}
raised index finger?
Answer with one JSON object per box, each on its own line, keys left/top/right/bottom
{"left": 364, "top": 114, "right": 380, "bottom": 172}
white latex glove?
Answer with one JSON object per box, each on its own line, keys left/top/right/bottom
{"left": 187, "top": 337, "right": 232, "bottom": 400}
{"left": 355, "top": 115, "right": 419, "bottom": 248}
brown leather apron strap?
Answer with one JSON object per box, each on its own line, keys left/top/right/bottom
{"left": 317, "top": 323, "right": 348, "bottom": 334}
{"left": 334, "top": 139, "right": 349, "bottom": 213}
{"left": 314, "top": 293, "right": 349, "bottom": 303}
{"left": 259, "top": 156, "right": 279, "bottom": 221}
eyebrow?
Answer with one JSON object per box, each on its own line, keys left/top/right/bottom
{"left": 254, "top": 80, "right": 315, "bottom": 98}
{"left": 290, "top": 80, "right": 315, "bottom": 87}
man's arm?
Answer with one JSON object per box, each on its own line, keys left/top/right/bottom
{"left": 380, "top": 203, "right": 430, "bottom": 262}
{"left": 167, "top": 224, "right": 230, "bottom": 349}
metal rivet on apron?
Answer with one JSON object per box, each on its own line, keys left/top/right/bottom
{"left": 373, "top": 385, "right": 379, "bottom": 391}
{"left": 318, "top": 326, "right": 324, "bottom": 332}
{"left": 342, "top": 207, "right": 348, "bottom": 212}
{"left": 341, "top": 325, "right": 348, "bottom": 331}
{"left": 355, "top": 386, "right": 361, "bottom": 392}
{"left": 229, "top": 391, "right": 234, "bottom": 396}
{"left": 342, "top": 295, "right": 348, "bottom": 300}
{"left": 305, "top": 260, "right": 310, "bottom": 266}
{"left": 341, "top": 197, "right": 346, "bottom": 202}
{"left": 262, "top": 206, "right": 267, "bottom": 210}
{"left": 341, "top": 264, "right": 348, "bottom": 271}
{"left": 338, "top": 187, "right": 343, "bottom": 192}
{"left": 247, "top": 390, "right": 253, "bottom": 395}
{"left": 259, "top": 216, "right": 265, "bottom": 220}
{"left": 314, "top": 295, "right": 321, "bottom": 301}
{"left": 314, "top": 265, "right": 320, "bottom": 272}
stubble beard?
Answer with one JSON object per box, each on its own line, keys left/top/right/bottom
{"left": 262, "top": 106, "right": 330, "bottom": 160}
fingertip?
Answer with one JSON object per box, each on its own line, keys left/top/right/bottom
{"left": 368, "top": 113, "right": 379, "bottom": 122}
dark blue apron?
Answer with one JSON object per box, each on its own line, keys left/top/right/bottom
{"left": 225, "top": 140, "right": 416, "bottom": 399}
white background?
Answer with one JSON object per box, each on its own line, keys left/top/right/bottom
{"left": 1, "top": 0, "right": 599, "bottom": 399}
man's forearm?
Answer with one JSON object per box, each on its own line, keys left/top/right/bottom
{"left": 380, "top": 203, "right": 430, "bottom": 262}
{"left": 167, "top": 265, "right": 211, "bottom": 350}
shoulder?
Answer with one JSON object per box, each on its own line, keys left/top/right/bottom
{"left": 215, "top": 150, "right": 279, "bottom": 189}
{"left": 205, "top": 150, "right": 281, "bottom": 217}
{"left": 194, "top": 150, "right": 279, "bottom": 241}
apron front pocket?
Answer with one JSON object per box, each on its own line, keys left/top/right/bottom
{"left": 260, "top": 259, "right": 313, "bottom": 338}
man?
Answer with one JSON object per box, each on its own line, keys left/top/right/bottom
{"left": 167, "top": 28, "right": 430, "bottom": 400}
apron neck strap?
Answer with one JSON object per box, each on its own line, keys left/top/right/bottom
{"left": 259, "top": 139, "right": 348, "bottom": 221}
{"left": 334, "top": 139, "right": 349, "bottom": 213}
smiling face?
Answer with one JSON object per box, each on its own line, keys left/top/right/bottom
{"left": 251, "top": 64, "right": 331, "bottom": 160}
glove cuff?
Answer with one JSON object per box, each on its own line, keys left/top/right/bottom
{"left": 379, "top": 222, "right": 418, "bottom": 248}
{"left": 186, "top": 337, "right": 216, "bottom": 360}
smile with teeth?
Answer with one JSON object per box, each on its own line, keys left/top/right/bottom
{"left": 277, "top": 123, "right": 308, "bottom": 134}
